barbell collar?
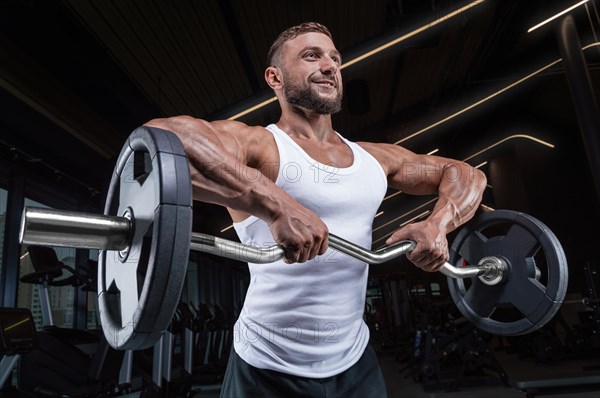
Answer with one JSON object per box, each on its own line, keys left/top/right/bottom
{"left": 476, "top": 256, "right": 508, "bottom": 286}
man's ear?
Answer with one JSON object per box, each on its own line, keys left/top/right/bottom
{"left": 265, "top": 66, "right": 283, "bottom": 90}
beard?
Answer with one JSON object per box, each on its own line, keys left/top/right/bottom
{"left": 283, "top": 73, "right": 343, "bottom": 114}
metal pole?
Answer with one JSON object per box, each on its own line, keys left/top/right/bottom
{"left": 152, "top": 337, "right": 163, "bottom": 388}
{"left": 0, "top": 354, "right": 20, "bottom": 388}
{"left": 1, "top": 174, "right": 24, "bottom": 307}
{"left": 556, "top": 15, "right": 600, "bottom": 204}
{"left": 37, "top": 283, "right": 54, "bottom": 326}
{"left": 119, "top": 350, "right": 133, "bottom": 385}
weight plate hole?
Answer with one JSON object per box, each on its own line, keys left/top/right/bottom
{"left": 488, "top": 303, "right": 525, "bottom": 323}
{"left": 479, "top": 223, "right": 511, "bottom": 239}
{"left": 532, "top": 248, "right": 548, "bottom": 285}
{"left": 105, "top": 281, "right": 122, "bottom": 328}
{"left": 133, "top": 150, "right": 152, "bottom": 184}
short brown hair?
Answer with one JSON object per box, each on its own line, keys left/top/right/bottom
{"left": 267, "top": 22, "right": 333, "bottom": 67}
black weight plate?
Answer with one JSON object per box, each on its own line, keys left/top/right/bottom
{"left": 447, "top": 210, "right": 568, "bottom": 336}
{"left": 98, "top": 126, "right": 192, "bottom": 350}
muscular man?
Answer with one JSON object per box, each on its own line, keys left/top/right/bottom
{"left": 146, "top": 22, "right": 486, "bottom": 398}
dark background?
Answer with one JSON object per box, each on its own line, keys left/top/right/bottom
{"left": 1, "top": 0, "right": 599, "bottom": 293}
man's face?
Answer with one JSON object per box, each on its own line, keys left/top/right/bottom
{"left": 279, "top": 32, "right": 343, "bottom": 114}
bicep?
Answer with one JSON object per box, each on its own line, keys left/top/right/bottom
{"left": 363, "top": 142, "right": 463, "bottom": 195}
{"left": 144, "top": 116, "right": 250, "bottom": 164}
{"left": 210, "top": 120, "right": 253, "bottom": 162}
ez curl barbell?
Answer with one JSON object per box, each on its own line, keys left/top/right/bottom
{"left": 19, "top": 127, "right": 568, "bottom": 350}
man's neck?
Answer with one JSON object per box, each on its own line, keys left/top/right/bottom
{"left": 277, "top": 107, "right": 336, "bottom": 142}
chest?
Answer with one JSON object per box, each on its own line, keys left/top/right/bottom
{"left": 275, "top": 144, "right": 387, "bottom": 220}
{"left": 290, "top": 137, "right": 354, "bottom": 168}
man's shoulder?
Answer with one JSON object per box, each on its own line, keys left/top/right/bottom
{"left": 355, "top": 140, "right": 388, "bottom": 155}
{"left": 212, "top": 120, "right": 278, "bottom": 164}
{"left": 211, "top": 120, "right": 270, "bottom": 137}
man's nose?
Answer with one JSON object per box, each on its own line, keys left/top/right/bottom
{"left": 320, "top": 56, "right": 338, "bottom": 74}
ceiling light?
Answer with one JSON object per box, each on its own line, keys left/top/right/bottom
{"left": 394, "top": 42, "right": 600, "bottom": 144}
{"left": 373, "top": 199, "right": 437, "bottom": 232}
{"left": 394, "top": 63, "right": 562, "bottom": 144}
{"left": 383, "top": 133, "right": 554, "bottom": 202}
{"left": 372, "top": 210, "right": 432, "bottom": 245}
{"left": 527, "top": 0, "right": 590, "bottom": 33}
{"left": 227, "top": 0, "right": 486, "bottom": 120}
{"left": 220, "top": 224, "right": 234, "bottom": 233}
{"left": 400, "top": 210, "right": 431, "bottom": 227}
{"left": 462, "top": 134, "right": 554, "bottom": 162}
{"left": 393, "top": 42, "right": 600, "bottom": 145}
{"left": 340, "top": 0, "right": 486, "bottom": 69}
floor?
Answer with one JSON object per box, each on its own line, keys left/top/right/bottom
{"left": 376, "top": 336, "right": 600, "bottom": 398}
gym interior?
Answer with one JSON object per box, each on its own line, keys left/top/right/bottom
{"left": 1, "top": 0, "right": 599, "bottom": 397}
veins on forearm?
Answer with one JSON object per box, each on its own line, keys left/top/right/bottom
{"left": 431, "top": 163, "right": 486, "bottom": 232}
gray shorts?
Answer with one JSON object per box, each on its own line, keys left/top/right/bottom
{"left": 219, "top": 344, "right": 388, "bottom": 398}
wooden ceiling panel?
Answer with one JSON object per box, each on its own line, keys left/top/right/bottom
{"left": 64, "top": 0, "right": 253, "bottom": 117}
{"left": 231, "top": 0, "right": 388, "bottom": 92}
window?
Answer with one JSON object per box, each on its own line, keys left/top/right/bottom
{"left": 86, "top": 249, "right": 99, "bottom": 329}
{"left": 0, "top": 188, "right": 6, "bottom": 286}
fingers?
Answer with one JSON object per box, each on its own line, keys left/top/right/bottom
{"left": 279, "top": 226, "right": 329, "bottom": 264}
{"left": 406, "top": 241, "right": 449, "bottom": 272}
{"left": 307, "top": 231, "right": 329, "bottom": 261}
{"left": 267, "top": 197, "right": 333, "bottom": 264}
{"left": 282, "top": 240, "right": 327, "bottom": 264}
{"left": 385, "top": 230, "right": 409, "bottom": 245}
{"left": 387, "top": 223, "right": 449, "bottom": 272}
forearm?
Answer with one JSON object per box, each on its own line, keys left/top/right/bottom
{"left": 192, "top": 159, "right": 290, "bottom": 223}
{"left": 427, "top": 162, "right": 487, "bottom": 234}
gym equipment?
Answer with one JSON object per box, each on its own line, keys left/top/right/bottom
{"left": 0, "top": 308, "right": 38, "bottom": 394}
{"left": 15, "top": 246, "right": 129, "bottom": 397}
{"left": 100, "top": 127, "right": 192, "bottom": 351}
{"left": 582, "top": 262, "right": 600, "bottom": 337}
{"left": 0, "top": 307, "right": 129, "bottom": 397}
{"left": 510, "top": 375, "right": 600, "bottom": 398}
{"left": 20, "top": 127, "right": 193, "bottom": 351}
{"left": 21, "top": 246, "right": 100, "bottom": 349}
{"left": 18, "top": 126, "right": 569, "bottom": 350}
{"left": 447, "top": 210, "right": 568, "bottom": 335}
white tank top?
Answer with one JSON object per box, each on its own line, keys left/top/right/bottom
{"left": 232, "top": 124, "right": 388, "bottom": 378}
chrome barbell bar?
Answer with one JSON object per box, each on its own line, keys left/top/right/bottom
{"left": 20, "top": 207, "right": 508, "bottom": 285}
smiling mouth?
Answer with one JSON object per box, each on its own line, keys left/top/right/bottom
{"left": 313, "top": 80, "right": 336, "bottom": 89}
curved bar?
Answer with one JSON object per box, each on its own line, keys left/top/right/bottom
{"left": 329, "top": 234, "right": 485, "bottom": 279}
{"left": 190, "top": 232, "right": 487, "bottom": 281}
{"left": 328, "top": 234, "right": 415, "bottom": 264}
{"left": 439, "top": 263, "right": 483, "bottom": 279}
{"left": 190, "top": 233, "right": 285, "bottom": 264}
